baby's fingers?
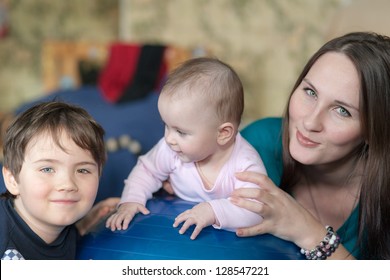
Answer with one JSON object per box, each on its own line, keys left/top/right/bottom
{"left": 173, "top": 210, "right": 189, "bottom": 228}
{"left": 189, "top": 225, "right": 203, "bottom": 240}
{"left": 111, "top": 214, "right": 128, "bottom": 231}
{"left": 105, "top": 214, "right": 117, "bottom": 229}
{"left": 121, "top": 213, "right": 135, "bottom": 230}
{"left": 105, "top": 212, "right": 131, "bottom": 231}
{"left": 177, "top": 219, "right": 195, "bottom": 236}
{"left": 138, "top": 205, "right": 151, "bottom": 216}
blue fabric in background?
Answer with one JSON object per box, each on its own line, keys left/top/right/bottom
{"left": 0, "top": 86, "right": 164, "bottom": 203}
{"left": 0, "top": 172, "right": 5, "bottom": 193}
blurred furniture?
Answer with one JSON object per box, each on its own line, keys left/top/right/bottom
{"left": 41, "top": 40, "right": 197, "bottom": 93}
{"left": 42, "top": 41, "right": 108, "bottom": 92}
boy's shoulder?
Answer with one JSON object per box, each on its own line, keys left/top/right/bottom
{"left": 0, "top": 199, "right": 79, "bottom": 260}
{"left": 0, "top": 198, "right": 15, "bottom": 259}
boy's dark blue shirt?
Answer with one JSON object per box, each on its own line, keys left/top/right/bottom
{"left": 0, "top": 198, "right": 79, "bottom": 260}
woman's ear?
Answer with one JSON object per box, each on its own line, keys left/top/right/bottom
{"left": 2, "top": 166, "right": 20, "bottom": 196}
{"left": 217, "top": 122, "right": 235, "bottom": 145}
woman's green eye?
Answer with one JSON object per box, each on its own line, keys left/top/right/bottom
{"left": 337, "top": 107, "right": 351, "bottom": 117}
{"left": 305, "top": 88, "right": 316, "bottom": 97}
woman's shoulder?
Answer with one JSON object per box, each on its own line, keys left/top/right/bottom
{"left": 241, "top": 117, "right": 282, "bottom": 136}
{"left": 240, "top": 117, "right": 283, "bottom": 186}
{"left": 241, "top": 117, "right": 283, "bottom": 149}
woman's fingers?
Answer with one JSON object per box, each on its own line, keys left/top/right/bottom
{"left": 236, "top": 223, "right": 268, "bottom": 237}
{"left": 235, "top": 171, "right": 271, "bottom": 188}
{"left": 229, "top": 193, "right": 265, "bottom": 214}
{"left": 231, "top": 187, "right": 262, "bottom": 200}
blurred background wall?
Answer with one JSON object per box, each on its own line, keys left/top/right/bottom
{"left": 0, "top": 0, "right": 389, "bottom": 124}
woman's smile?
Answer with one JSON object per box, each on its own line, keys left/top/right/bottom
{"left": 296, "top": 130, "right": 320, "bottom": 148}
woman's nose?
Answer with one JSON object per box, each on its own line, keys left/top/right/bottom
{"left": 302, "top": 106, "right": 324, "bottom": 132}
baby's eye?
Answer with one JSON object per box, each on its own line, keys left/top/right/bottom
{"left": 40, "top": 167, "right": 54, "bottom": 173}
{"left": 336, "top": 106, "right": 351, "bottom": 117}
{"left": 177, "top": 130, "right": 186, "bottom": 136}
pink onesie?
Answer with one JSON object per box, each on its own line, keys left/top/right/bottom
{"left": 119, "top": 133, "right": 266, "bottom": 231}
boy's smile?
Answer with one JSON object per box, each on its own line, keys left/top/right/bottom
{"left": 6, "top": 132, "right": 99, "bottom": 243}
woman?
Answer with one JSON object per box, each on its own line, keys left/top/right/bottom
{"left": 231, "top": 32, "right": 390, "bottom": 260}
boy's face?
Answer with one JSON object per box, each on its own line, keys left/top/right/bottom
{"left": 4, "top": 131, "right": 99, "bottom": 238}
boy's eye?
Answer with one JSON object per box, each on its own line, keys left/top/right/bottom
{"left": 77, "top": 169, "right": 91, "bottom": 174}
{"left": 40, "top": 167, "right": 54, "bottom": 173}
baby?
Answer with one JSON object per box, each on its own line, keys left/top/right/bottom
{"left": 106, "top": 57, "right": 266, "bottom": 240}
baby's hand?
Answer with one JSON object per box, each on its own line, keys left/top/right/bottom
{"left": 105, "top": 202, "right": 150, "bottom": 231}
{"left": 173, "top": 202, "right": 216, "bottom": 240}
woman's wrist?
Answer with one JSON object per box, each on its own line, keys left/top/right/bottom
{"left": 300, "top": 226, "right": 341, "bottom": 260}
{"left": 296, "top": 222, "right": 327, "bottom": 250}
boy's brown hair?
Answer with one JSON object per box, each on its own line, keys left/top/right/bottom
{"left": 3, "top": 101, "right": 106, "bottom": 182}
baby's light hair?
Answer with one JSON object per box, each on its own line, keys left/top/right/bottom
{"left": 161, "top": 57, "right": 244, "bottom": 126}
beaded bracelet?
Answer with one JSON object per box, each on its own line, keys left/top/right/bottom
{"left": 300, "top": 225, "right": 341, "bottom": 260}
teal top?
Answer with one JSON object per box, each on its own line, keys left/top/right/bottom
{"left": 241, "top": 117, "right": 361, "bottom": 259}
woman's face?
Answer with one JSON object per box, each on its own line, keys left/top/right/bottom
{"left": 288, "top": 52, "right": 364, "bottom": 166}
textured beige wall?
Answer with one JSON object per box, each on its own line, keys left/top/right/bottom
{"left": 0, "top": 0, "right": 118, "bottom": 112}
{"left": 1, "top": 0, "right": 389, "bottom": 124}
{"left": 122, "top": 0, "right": 344, "bottom": 123}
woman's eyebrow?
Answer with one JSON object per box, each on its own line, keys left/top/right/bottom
{"left": 302, "top": 78, "right": 318, "bottom": 93}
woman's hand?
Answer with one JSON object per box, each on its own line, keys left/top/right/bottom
{"left": 76, "top": 197, "right": 120, "bottom": 236}
{"left": 230, "top": 171, "right": 325, "bottom": 249}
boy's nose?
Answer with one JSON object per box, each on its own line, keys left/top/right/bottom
{"left": 56, "top": 175, "right": 78, "bottom": 192}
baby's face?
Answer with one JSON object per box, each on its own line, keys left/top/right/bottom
{"left": 10, "top": 132, "right": 99, "bottom": 237}
{"left": 158, "top": 92, "right": 220, "bottom": 163}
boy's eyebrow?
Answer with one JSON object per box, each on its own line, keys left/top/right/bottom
{"left": 76, "top": 161, "right": 98, "bottom": 167}
{"left": 33, "top": 159, "right": 98, "bottom": 166}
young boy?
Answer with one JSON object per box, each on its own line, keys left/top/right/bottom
{"left": 0, "top": 101, "right": 117, "bottom": 260}
{"left": 106, "top": 57, "right": 267, "bottom": 240}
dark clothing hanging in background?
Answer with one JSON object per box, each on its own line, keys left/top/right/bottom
{"left": 118, "top": 44, "right": 166, "bottom": 104}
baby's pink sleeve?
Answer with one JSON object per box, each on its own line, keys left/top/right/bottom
{"left": 119, "top": 138, "right": 175, "bottom": 206}
{"left": 209, "top": 199, "right": 263, "bottom": 231}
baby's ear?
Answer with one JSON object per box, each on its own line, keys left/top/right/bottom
{"left": 217, "top": 122, "right": 235, "bottom": 145}
{"left": 2, "top": 166, "right": 20, "bottom": 195}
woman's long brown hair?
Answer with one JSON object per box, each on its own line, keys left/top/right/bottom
{"left": 280, "top": 32, "right": 390, "bottom": 259}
